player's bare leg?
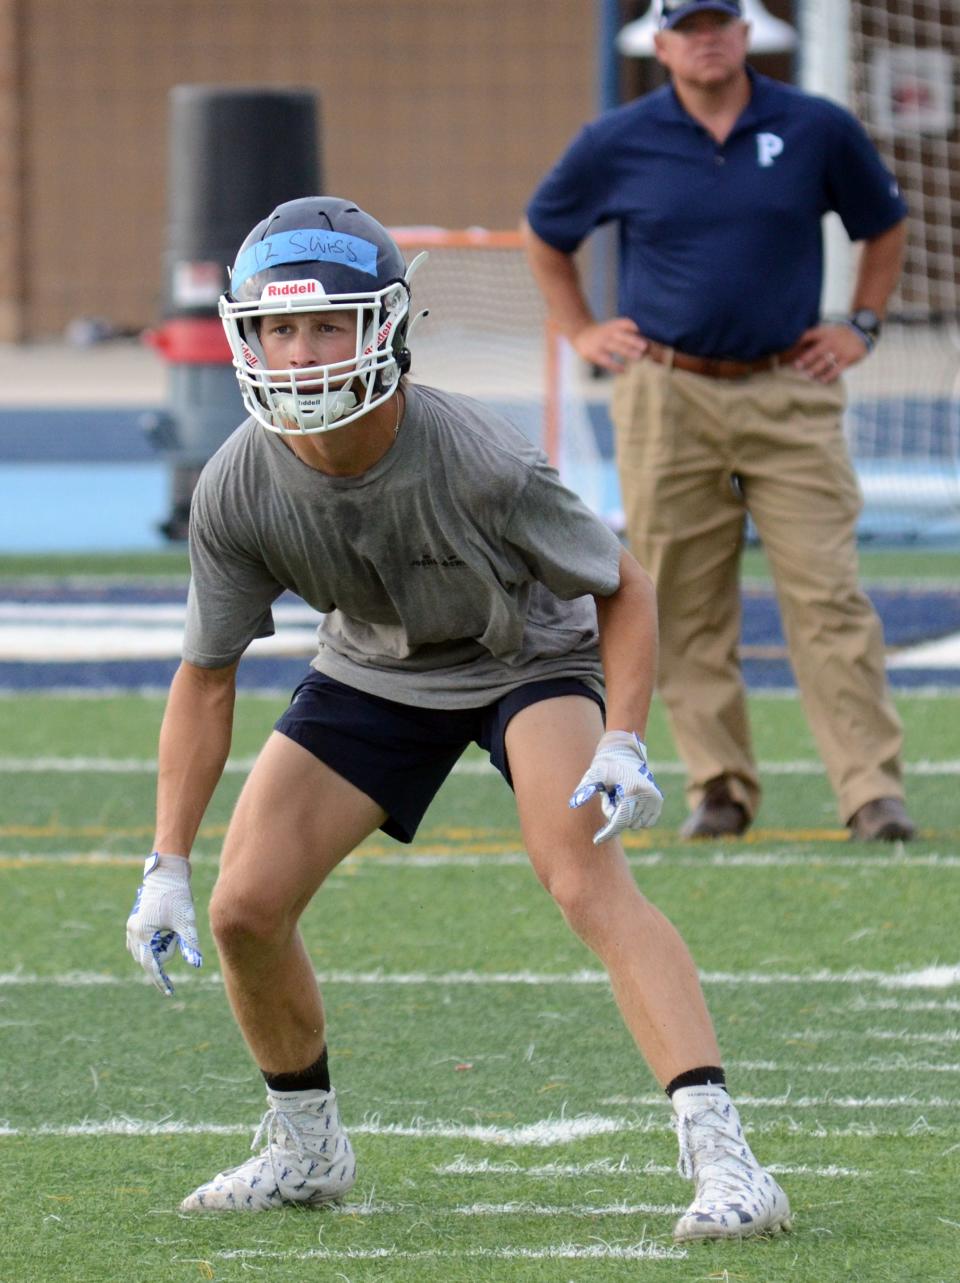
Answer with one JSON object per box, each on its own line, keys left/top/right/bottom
{"left": 209, "top": 732, "right": 386, "bottom": 1068}
{"left": 507, "top": 695, "right": 719, "bottom": 1082}
{"left": 180, "top": 733, "right": 386, "bottom": 1212}
{"left": 506, "top": 696, "right": 790, "bottom": 1241}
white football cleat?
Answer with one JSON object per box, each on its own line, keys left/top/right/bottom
{"left": 180, "top": 1087, "right": 356, "bottom": 1212}
{"left": 671, "top": 1085, "right": 791, "bottom": 1242}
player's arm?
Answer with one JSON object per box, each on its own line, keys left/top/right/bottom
{"left": 521, "top": 219, "right": 647, "bottom": 373}
{"left": 154, "top": 658, "right": 239, "bottom": 854}
{"left": 593, "top": 547, "right": 658, "bottom": 737}
{"left": 126, "top": 658, "right": 238, "bottom": 995}
{"left": 570, "top": 548, "right": 663, "bottom": 843}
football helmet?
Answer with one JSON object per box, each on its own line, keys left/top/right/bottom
{"left": 219, "top": 197, "right": 422, "bottom": 434}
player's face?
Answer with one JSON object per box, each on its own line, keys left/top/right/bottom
{"left": 654, "top": 14, "right": 749, "bottom": 88}
{"left": 259, "top": 309, "right": 358, "bottom": 385}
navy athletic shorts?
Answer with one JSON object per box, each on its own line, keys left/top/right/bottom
{"left": 274, "top": 669, "right": 604, "bottom": 844}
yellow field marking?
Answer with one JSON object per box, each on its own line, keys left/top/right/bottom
{"left": 1, "top": 802, "right": 948, "bottom": 864}
{"left": 0, "top": 819, "right": 853, "bottom": 844}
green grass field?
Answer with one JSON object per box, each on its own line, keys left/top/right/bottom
{"left": 1, "top": 680, "right": 958, "bottom": 1282}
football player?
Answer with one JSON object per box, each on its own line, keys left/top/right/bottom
{"left": 126, "top": 196, "right": 788, "bottom": 1241}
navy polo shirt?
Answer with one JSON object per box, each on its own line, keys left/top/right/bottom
{"left": 526, "top": 71, "right": 907, "bottom": 360}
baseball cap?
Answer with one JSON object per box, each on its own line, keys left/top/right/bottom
{"left": 657, "top": 0, "right": 743, "bottom": 29}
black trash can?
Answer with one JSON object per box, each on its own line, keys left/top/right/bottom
{"left": 144, "top": 86, "right": 322, "bottom": 540}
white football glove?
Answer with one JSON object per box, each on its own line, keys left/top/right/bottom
{"left": 569, "top": 731, "right": 663, "bottom": 845}
{"left": 125, "top": 853, "right": 203, "bottom": 997}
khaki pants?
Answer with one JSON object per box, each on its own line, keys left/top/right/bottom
{"left": 611, "top": 356, "right": 905, "bottom": 824}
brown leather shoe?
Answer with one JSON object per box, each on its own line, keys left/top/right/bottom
{"left": 847, "top": 797, "right": 917, "bottom": 842}
{"left": 680, "top": 779, "right": 750, "bottom": 840}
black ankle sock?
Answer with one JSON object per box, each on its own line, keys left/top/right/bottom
{"left": 262, "top": 1046, "right": 330, "bottom": 1094}
{"left": 664, "top": 1065, "right": 727, "bottom": 1098}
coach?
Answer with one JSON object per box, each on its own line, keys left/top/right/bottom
{"left": 523, "top": 0, "right": 916, "bottom": 842}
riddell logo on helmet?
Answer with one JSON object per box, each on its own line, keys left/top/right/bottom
{"left": 261, "top": 279, "right": 324, "bottom": 299}
{"left": 363, "top": 316, "right": 394, "bottom": 356}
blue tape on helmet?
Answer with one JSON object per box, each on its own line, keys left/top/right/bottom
{"left": 231, "top": 228, "right": 379, "bottom": 292}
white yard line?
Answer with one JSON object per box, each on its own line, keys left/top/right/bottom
{"left": 0, "top": 1116, "right": 641, "bottom": 1143}
{"left": 600, "top": 1093, "right": 958, "bottom": 1110}
{"left": 731, "top": 1057, "right": 960, "bottom": 1073}
{"left": 867, "top": 1029, "right": 960, "bottom": 1044}
{"left": 435, "top": 1158, "right": 867, "bottom": 1178}
{"left": 6, "top": 851, "right": 960, "bottom": 874}
{"left": 216, "top": 1241, "right": 688, "bottom": 1262}
{"left": 294, "top": 1198, "right": 688, "bottom": 1216}
{"left": 2, "top": 963, "right": 959, "bottom": 989}
{"left": 846, "top": 997, "right": 960, "bottom": 1012}
{"left": 1, "top": 1115, "right": 947, "bottom": 1142}
{"left": 2, "top": 753, "right": 959, "bottom": 775}
{"left": 445, "top": 1200, "right": 686, "bottom": 1216}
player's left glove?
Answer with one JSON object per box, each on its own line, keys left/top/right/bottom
{"left": 125, "top": 853, "right": 203, "bottom": 997}
{"left": 569, "top": 731, "right": 663, "bottom": 845}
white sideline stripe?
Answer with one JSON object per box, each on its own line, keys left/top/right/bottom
{"left": 0, "top": 686, "right": 289, "bottom": 700}
{"left": 2, "top": 602, "right": 958, "bottom": 671}
{"left": 2, "top": 963, "right": 960, "bottom": 990}
{"left": 0, "top": 603, "right": 318, "bottom": 624}
{"left": 217, "top": 1242, "right": 688, "bottom": 1262}
{"left": 0, "top": 604, "right": 320, "bottom": 661}
{"left": 888, "top": 631, "right": 960, "bottom": 667}
{"left": 0, "top": 628, "right": 318, "bottom": 661}
{"left": 2, "top": 753, "right": 959, "bottom": 776}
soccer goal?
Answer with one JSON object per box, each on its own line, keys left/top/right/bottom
{"left": 392, "top": 228, "right": 621, "bottom": 526}
{"left": 394, "top": 209, "right": 960, "bottom": 544}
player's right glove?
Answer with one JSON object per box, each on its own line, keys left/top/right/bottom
{"left": 125, "top": 853, "right": 203, "bottom": 997}
{"left": 569, "top": 731, "right": 663, "bottom": 845}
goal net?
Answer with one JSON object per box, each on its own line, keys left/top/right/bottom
{"left": 800, "top": 0, "right": 960, "bottom": 543}
{"left": 395, "top": 210, "right": 960, "bottom": 545}
{"left": 392, "top": 228, "right": 619, "bottom": 525}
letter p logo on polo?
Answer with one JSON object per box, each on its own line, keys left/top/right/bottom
{"left": 756, "top": 132, "right": 784, "bottom": 168}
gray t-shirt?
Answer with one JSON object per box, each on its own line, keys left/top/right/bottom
{"left": 183, "top": 383, "right": 622, "bottom": 708}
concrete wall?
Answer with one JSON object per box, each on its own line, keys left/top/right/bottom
{"left": 4, "top": 0, "right": 597, "bottom": 339}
